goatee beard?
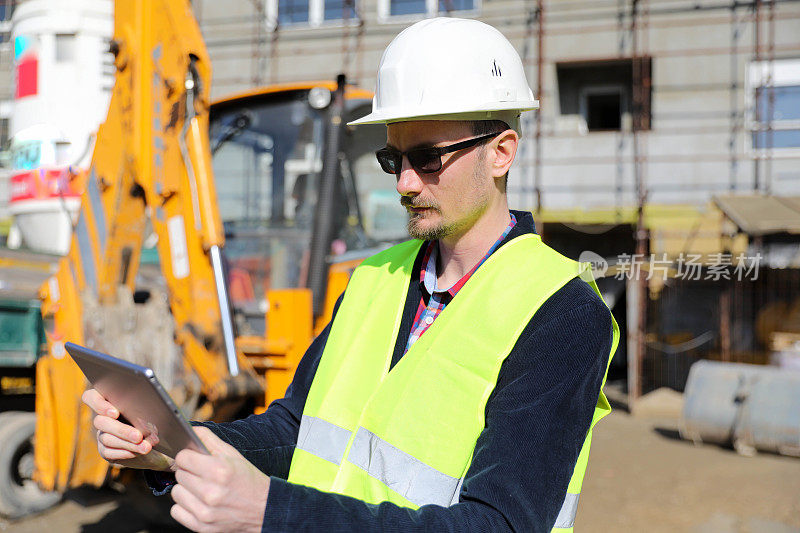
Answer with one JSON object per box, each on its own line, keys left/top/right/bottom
{"left": 401, "top": 197, "right": 449, "bottom": 240}
{"left": 408, "top": 218, "right": 449, "bottom": 241}
{"left": 407, "top": 210, "right": 456, "bottom": 240}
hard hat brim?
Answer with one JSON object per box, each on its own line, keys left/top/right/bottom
{"left": 347, "top": 100, "right": 540, "bottom": 127}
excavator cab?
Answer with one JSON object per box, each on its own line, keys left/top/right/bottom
{"left": 209, "top": 83, "right": 407, "bottom": 336}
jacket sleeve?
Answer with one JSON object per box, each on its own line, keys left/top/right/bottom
{"left": 193, "top": 314, "right": 333, "bottom": 478}
{"left": 260, "top": 278, "right": 614, "bottom": 533}
{"left": 143, "top": 295, "right": 342, "bottom": 493}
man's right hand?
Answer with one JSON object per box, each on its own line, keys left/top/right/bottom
{"left": 82, "top": 388, "right": 174, "bottom": 472}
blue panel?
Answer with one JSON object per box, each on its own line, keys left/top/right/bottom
{"left": 13, "top": 35, "right": 28, "bottom": 60}
{"left": 12, "top": 142, "right": 41, "bottom": 170}
{"left": 390, "top": 0, "right": 426, "bottom": 16}
{"left": 278, "top": 0, "right": 310, "bottom": 24}
{"left": 0, "top": 300, "right": 41, "bottom": 367}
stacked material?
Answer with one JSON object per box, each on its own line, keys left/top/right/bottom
{"left": 769, "top": 300, "right": 800, "bottom": 371}
{"left": 681, "top": 360, "right": 800, "bottom": 457}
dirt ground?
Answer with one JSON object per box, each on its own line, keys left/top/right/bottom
{"left": 576, "top": 410, "right": 800, "bottom": 532}
{"left": 2, "top": 407, "right": 799, "bottom": 533}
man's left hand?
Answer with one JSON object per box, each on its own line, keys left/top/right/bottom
{"left": 170, "top": 426, "right": 270, "bottom": 532}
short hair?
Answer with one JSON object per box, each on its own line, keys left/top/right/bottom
{"left": 468, "top": 120, "right": 511, "bottom": 190}
{"left": 469, "top": 119, "right": 511, "bottom": 137}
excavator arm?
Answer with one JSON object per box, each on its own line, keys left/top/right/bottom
{"left": 34, "top": 0, "right": 260, "bottom": 492}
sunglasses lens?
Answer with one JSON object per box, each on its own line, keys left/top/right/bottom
{"left": 376, "top": 149, "right": 401, "bottom": 175}
{"left": 376, "top": 148, "right": 442, "bottom": 175}
{"left": 408, "top": 149, "right": 441, "bottom": 173}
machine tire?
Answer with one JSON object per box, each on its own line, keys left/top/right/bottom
{"left": 0, "top": 411, "right": 61, "bottom": 519}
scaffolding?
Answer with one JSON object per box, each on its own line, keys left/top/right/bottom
{"left": 195, "top": 0, "right": 800, "bottom": 402}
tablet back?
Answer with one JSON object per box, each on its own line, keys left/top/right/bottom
{"left": 65, "top": 342, "right": 208, "bottom": 457}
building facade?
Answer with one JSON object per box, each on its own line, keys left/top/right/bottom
{"left": 195, "top": 0, "right": 800, "bottom": 214}
{"left": 195, "top": 0, "right": 800, "bottom": 397}
{"left": 0, "top": 0, "right": 796, "bottom": 394}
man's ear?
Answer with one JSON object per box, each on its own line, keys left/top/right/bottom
{"left": 489, "top": 129, "right": 519, "bottom": 179}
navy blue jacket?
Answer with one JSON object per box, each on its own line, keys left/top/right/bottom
{"left": 151, "top": 210, "right": 614, "bottom": 532}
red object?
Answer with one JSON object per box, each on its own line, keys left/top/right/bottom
{"left": 10, "top": 168, "right": 80, "bottom": 203}
{"left": 15, "top": 56, "right": 38, "bottom": 98}
{"left": 228, "top": 267, "right": 256, "bottom": 304}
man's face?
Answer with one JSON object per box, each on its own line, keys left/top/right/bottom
{"left": 385, "top": 120, "right": 495, "bottom": 242}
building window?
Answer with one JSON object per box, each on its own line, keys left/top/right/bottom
{"left": 273, "top": 0, "right": 359, "bottom": 27}
{"left": 55, "top": 34, "right": 76, "bottom": 63}
{"left": 0, "top": 1, "right": 14, "bottom": 22}
{"left": 438, "top": 0, "right": 474, "bottom": 12}
{"left": 380, "top": 0, "right": 477, "bottom": 21}
{"left": 0, "top": 118, "right": 8, "bottom": 149}
{"left": 0, "top": 1, "right": 15, "bottom": 43}
{"left": 556, "top": 58, "right": 652, "bottom": 132}
{"left": 278, "top": 0, "right": 310, "bottom": 24}
{"left": 580, "top": 85, "right": 625, "bottom": 130}
{"left": 389, "top": 0, "right": 425, "bottom": 16}
{"left": 324, "top": 0, "right": 357, "bottom": 21}
{"left": 749, "top": 60, "right": 800, "bottom": 150}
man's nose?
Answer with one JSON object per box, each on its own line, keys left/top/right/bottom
{"left": 396, "top": 157, "right": 423, "bottom": 197}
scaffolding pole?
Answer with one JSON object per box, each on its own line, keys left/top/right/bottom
{"left": 765, "top": 0, "right": 776, "bottom": 193}
{"left": 250, "top": 0, "right": 267, "bottom": 87}
{"left": 630, "top": 0, "right": 651, "bottom": 404}
{"left": 535, "top": 0, "right": 544, "bottom": 213}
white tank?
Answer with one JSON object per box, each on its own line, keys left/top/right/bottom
{"left": 8, "top": 0, "right": 113, "bottom": 255}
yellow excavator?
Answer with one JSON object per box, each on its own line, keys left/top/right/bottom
{"left": 0, "top": 0, "right": 403, "bottom": 518}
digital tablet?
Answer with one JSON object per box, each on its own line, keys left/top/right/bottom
{"left": 65, "top": 342, "right": 209, "bottom": 457}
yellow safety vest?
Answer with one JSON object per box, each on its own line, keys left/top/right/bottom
{"left": 287, "top": 234, "right": 619, "bottom": 531}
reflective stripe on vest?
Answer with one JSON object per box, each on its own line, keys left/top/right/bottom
{"left": 300, "top": 420, "right": 582, "bottom": 519}
{"left": 296, "top": 415, "right": 351, "bottom": 465}
{"left": 554, "top": 493, "right": 580, "bottom": 529}
{"left": 347, "top": 426, "right": 461, "bottom": 507}
{"left": 288, "top": 235, "right": 620, "bottom": 531}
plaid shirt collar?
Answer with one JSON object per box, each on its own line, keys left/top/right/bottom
{"left": 420, "top": 212, "right": 517, "bottom": 298}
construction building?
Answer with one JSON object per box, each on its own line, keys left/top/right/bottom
{"left": 193, "top": 0, "right": 800, "bottom": 400}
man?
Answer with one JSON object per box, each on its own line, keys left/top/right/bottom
{"left": 84, "top": 17, "right": 618, "bottom": 532}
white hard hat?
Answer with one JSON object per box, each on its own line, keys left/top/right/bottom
{"left": 349, "top": 17, "right": 538, "bottom": 132}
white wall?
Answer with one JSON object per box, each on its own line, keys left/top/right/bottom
{"left": 196, "top": 0, "right": 800, "bottom": 213}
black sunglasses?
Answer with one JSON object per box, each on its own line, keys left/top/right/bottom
{"left": 375, "top": 132, "right": 503, "bottom": 176}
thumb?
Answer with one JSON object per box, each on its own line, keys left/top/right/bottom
{"left": 192, "top": 426, "right": 239, "bottom": 457}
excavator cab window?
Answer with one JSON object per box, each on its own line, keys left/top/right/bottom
{"left": 342, "top": 104, "right": 409, "bottom": 245}
{"left": 209, "top": 90, "right": 406, "bottom": 334}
